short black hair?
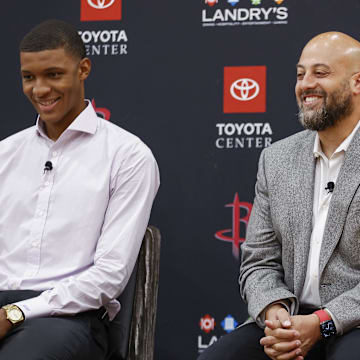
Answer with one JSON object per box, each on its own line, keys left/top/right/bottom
{"left": 20, "top": 19, "right": 86, "bottom": 59}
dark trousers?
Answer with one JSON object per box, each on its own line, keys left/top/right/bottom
{"left": 0, "top": 290, "right": 109, "bottom": 360}
{"left": 198, "top": 322, "right": 360, "bottom": 360}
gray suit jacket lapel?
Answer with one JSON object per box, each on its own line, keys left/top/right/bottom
{"left": 291, "top": 131, "right": 316, "bottom": 296}
{"left": 320, "top": 129, "right": 360, "bottom": 274}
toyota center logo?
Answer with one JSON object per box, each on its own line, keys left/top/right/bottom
{"left": 223, "top": 66, "right": 266, "bottom": 113}
{"left": 87, "top": 0, "right": 115, "bottom": 9}
{"left": 81, "top": 0, "right": 122, "bottom": 21}
{"left": 230, "top": 78, "right": 259, "bottom": 101}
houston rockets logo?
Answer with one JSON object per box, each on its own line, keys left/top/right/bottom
{"left": 92, "top": 99, "right": 111, "bottom": 121}
{"left": 215, "top": 193, "right": 252, "bottom": 259}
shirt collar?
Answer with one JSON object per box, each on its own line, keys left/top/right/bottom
{"left": 35, "top": 99, "right": 98, "bottom": 139}
{"left": 313, "top": 119, "right": 360, "bottom": 159}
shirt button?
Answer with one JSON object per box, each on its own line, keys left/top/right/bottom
{"left": 11, "top": 284, "right": 17, "bottom": 290}
{"left": 52, "top": 151, "right": 58, "bottom": 157}
{"left": 31, "top": 241, "right": 39, "bottom": 247}
{"left": 44, "top": 181, "right": 50, "bottom": 187}
{"left": 38, "top": 211, "right": 44, "bottom": 217}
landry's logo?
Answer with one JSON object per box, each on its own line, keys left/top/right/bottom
{"left": 205, "top": 0, "right": 218, "bottom": 7}
{"left": 215, "top": 193, "right": 252, "bottom": 259}
{"left": 224, "top": 66, "right": 266, "bottom": 113}
{"left": 81, "top": 0, "right": 122, "bottom": 21}
{"left": 202, "top": 0, "right": 288, "bottom": 27}
{"left": 221, "top": 315, "right": 239, "bottom": 333}
{"left": 199, "top": 315, "right": 216, "bottom": 333}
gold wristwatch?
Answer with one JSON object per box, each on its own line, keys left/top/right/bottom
{"left": 2, "top": 304, "right": 25, "bottom": 326}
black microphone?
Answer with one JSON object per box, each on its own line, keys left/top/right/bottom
{"left": 325, "top": 181, "right": 335, "bottom": 193}
{"left": 44, "top": 161, "right": 53, "bottom": 174}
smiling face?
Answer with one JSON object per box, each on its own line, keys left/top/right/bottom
{"left": 295, "top": 42, "right": 355, "bottom": 131}
{"left": 20, "top": 47, "right": 90, "bottom": 139}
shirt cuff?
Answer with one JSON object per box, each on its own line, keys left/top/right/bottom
{"left": 324, "top": 308, "right": 342, "bottom": 335}
{"left": 14, "top": 294, "right": 54, "bottom": 320}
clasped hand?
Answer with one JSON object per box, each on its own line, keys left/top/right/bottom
{"left": 260, "top": 305, "right": 321, "bottom": 360}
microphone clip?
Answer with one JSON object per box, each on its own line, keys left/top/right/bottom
{"left": 325, "top": 181, "right": 335, "bottom": 194}
{"left": 43, "top": 161, "right": 53, "bottom": 174}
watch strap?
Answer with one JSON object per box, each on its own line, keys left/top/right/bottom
{"left": 314, "top": 309, "right": 331, "bottom": 323}
{"left": 313, "top": 309, "right": 337, "bottom": 339}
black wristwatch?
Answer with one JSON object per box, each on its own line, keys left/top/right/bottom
{"left": 314, "top": 309, "right": 337, "bottom": 339}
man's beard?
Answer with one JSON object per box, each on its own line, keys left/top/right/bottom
{"left": 297, "top": 83, "right": 353, "bottom": 131}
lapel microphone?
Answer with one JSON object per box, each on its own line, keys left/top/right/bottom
{"left": 325, "top": 181, "right": 335, "bottom": 193}
{"left": 44, "top": 161, "right": 53, "bottom": 174}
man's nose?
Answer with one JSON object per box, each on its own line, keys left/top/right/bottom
{"left": 32, "top": 80, "right": 51, "bottom": 98}
{"left": 299, "top": 73, "right": 317, "bottom": 91}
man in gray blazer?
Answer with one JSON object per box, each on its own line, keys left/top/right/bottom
{"left": 199, "top": 32, "right": 360, "bottom": 360}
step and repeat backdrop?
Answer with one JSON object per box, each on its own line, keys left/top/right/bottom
{"left": 2, "top": 1, "right": 360, "bottom": 359}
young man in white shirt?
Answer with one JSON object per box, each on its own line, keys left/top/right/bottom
{"left": 0, "top": 19, "right": 159, "bottom": 359}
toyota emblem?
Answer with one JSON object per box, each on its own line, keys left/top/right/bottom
{"left": 87, "top": 0, "right": 115, "bottom": 9}
{"left": 230, "top": 78, "right": 260, "bottom": 101}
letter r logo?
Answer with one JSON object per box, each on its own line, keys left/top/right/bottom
{"left": 80, "top": 0, "right": 122, "bottom": 22}
{"left": 215, "top": 193, "right": 253, "bottom": 259}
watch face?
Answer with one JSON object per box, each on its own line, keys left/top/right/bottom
{"left": 320, "top": 320, "right": 337, "bottom": 338}
{"left": 9, "top": 309, "right": 22, "bottom": 321}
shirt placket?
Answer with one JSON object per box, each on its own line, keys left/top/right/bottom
{"left": 24, "top": 147, "right": 61, "bottom": 278}
{"left": 309, "top": 156, "right": 330, "bottom": 304}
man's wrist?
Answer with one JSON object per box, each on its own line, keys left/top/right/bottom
{"left": 1, "top": 304, "right": 25, "bottom": 327}
{"left": 265, "top": 303, "right": 283, "bottom": 320}
{"left": 0, "top": 309, "right": 14, "bottom": 331}
{"left": 313, "top": 309, "right": 337, "bottom": 339}
{"left": 309, "top": 313, "right": 322, "bottom": 341}
{"left": 265, "top": 303, "right": 287, "bottom": 321}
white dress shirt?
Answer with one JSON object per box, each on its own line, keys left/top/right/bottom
{"left": 0, "top": 101, "right": 160, "bottom": 320}
{"left": 299, "top": 120, "right": 360, "bottom": 333}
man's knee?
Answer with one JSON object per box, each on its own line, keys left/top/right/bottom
{"left": 198, "top": 323, "right": 268, "bottom": 360}
{"left": 327, "top": 328, "right": 360, "bottom": 360}
{"left": 0, "top": 316, "right": 107, "bottom": 360}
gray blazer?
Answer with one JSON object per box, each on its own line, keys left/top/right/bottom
{"left": 239, "top": 129, "right": 360, "bottom": 334}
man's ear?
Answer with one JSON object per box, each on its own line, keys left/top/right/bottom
{"left": 351, "top": 72, "right": 360, "bottom": 95}
{"left": 78, "top": 57, "right": 91, "bottom": 81}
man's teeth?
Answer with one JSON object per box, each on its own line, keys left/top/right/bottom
{"left": 39, "top": 99, "right": 58, "bottom": 106}
{"left": 304, "top": 96, "right": 320, "bottom": 104}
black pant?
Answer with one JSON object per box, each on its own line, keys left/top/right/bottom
{"left": 198, "top": 322, "right": 360, "bottom": 360}
{"left": 0, "top": 290, "right": 109, "bottom": 360}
